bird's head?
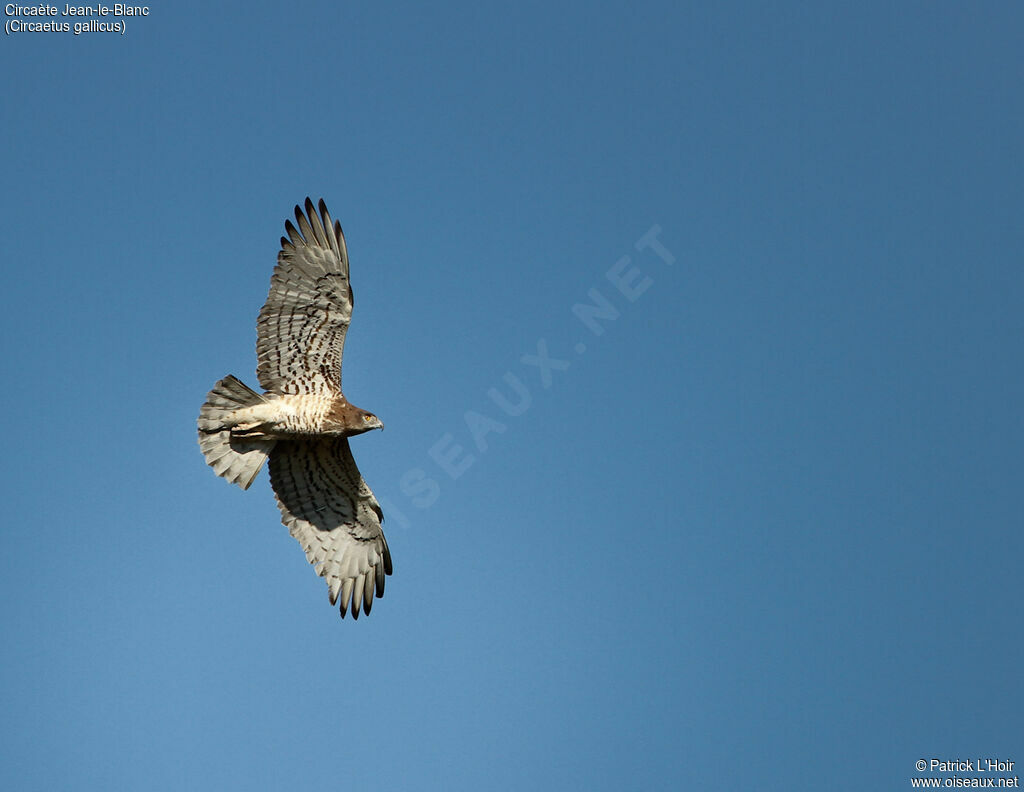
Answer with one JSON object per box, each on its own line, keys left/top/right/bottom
{"left": 325, "top": 399, "right": 384, "bottom": 436}
{"left": 354, "top": 410, "right": 384, "bottom": 435}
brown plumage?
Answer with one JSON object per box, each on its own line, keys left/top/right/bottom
{"left": 197, "top": 198, "right": 391, "bottom": 619}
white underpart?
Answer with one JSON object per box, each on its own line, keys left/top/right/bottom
{"left": 230, "top": 393, "right": 335, "bottom": 435}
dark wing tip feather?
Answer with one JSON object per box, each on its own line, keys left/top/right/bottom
{"left": 294, "top": 205, "right": 315, "bottom": 244}
{"left": 335, "top": 556, "right": 388, "bottom": 619}
{"left": 282, "top": 198, "right": 343, "bottom": 258}
{"left": 317, "top": 199, "right": 340, "bottom": 256}
{"left": 304, "top": 197, "right": 326, "bottom": 246}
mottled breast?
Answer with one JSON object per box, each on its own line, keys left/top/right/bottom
{"left": 266, "top": 392, "right": 338, "bottom": 434}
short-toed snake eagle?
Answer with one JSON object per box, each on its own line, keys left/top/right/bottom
{"left": 197, "top": 198, "right": 391, "bottom": 619}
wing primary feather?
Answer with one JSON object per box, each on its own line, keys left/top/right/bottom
{"left": 339, "top": 577, "right": 354, "bottom": 618}
{"left": 295, "top": 204, "right": 315, "bottom": 244}
{"left": 284, "top": 218, "right": 302, "bottom": 246}
{"left": 334, "top": 220, "right": 349, "bottom": 265}
{"left": 363, "top": 573, "right": 374, "bottom": 615}
{"left": 351, "top": 573, "right": 365, "bottom": 617}
{"left": 317, "top": 199, "right": 339, "bottom": 256}
{"left": 305, "top": 197, "right": 327, "bottom": 246}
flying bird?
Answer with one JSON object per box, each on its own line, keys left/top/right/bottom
{"left": 197, "top": 198, "right": 391, "bottom": 619}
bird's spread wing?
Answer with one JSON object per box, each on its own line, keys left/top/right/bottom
{"left": 257, "top": 198, "right": 353, "bottom": 395}
{"left": 268, "top": 438, "right": 392, "bottom": 618}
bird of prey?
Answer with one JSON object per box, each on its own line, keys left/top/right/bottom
{"left": 197, "top": 198, "right": 391, "bottom": 619}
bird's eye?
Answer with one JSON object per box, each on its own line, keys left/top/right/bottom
{"left": 363, "top": 414, "right": 373, "bottom": 421}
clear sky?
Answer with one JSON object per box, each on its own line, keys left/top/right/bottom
{"left": 2, "top": 2, "right": 1022, "bottom": 790}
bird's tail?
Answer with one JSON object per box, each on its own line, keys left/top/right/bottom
{"left": 197, "top": 375, "right": 276, "bottom": 490}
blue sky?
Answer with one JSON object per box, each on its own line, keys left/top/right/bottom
{"left": 2, "top": 2, "right": 1022, "bottom": 790}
